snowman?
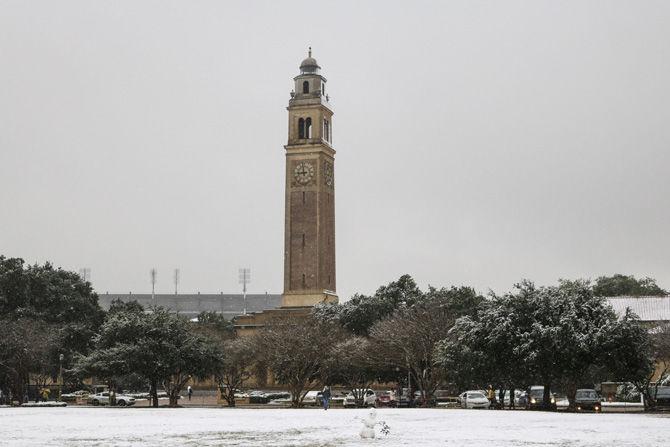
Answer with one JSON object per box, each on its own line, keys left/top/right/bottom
{"left": 359, "top": 408, "right": 377, "bottom": 439}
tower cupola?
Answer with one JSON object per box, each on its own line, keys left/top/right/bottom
{"left": 299, "top": 47, "right": 321, "bottom": 74}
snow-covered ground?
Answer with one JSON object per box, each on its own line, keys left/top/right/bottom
{"left": 0, "top": 407, "right": 668, "bottom": 446}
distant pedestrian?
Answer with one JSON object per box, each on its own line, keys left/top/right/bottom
{"left": 321, "top": 386, "right": 331, "bottom": 410}
{"left": 487, "top": 385, "right": 495, "bottom": 409}
{"left": 187, "top": 386, "right": 193, "bottom": 401}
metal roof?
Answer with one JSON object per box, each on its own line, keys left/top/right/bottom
{"left": 606, "top": 296, "right": 670, "bottom": 322}
{"left": 98, "top": 293, "right": 282, "bottom": 319}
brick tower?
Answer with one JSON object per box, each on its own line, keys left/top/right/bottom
{"left": 282, "top": 49, "right": 338, "bottom": 307}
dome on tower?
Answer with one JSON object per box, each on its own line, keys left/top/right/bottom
{"left": 299, "top": 47, "right": 320, "bottom": 74}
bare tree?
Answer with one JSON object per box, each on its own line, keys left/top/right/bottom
{"left": 368, "top": 295, "right": 461, "bottom": 405}
{"left": 256, "top": 313, "right": 343, "bottom": 407}
{"left": 322, "top": 336, "right": 378, "bottom": 407}
{"left": 632, "top": 322, "right": 670, "bottom": 410}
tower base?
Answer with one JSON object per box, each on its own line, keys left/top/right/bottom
{"left": 281, "top": 291, "right": 338, "bottom": 308}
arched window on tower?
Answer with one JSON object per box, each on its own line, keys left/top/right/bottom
{"left": 298, "top": 118, "right": 305, "bottom": 139}
{"left": 323, "top": 119, "right": 330, "bottom": 142}
{"left": 305, "top": 117, "right": 312, "bottom": 138}
{"left": 302, "top": 81, "right": 309, "bottom": 94}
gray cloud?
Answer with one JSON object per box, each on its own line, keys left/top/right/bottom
{"left": 1, "top": 1, "right": 668, "bottom": 300}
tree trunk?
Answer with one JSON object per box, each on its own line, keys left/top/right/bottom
{"left": 509, "top": 387, "right": 515, "bottom": 409}
{"left": 542, "top": 381, "right": 552, "bottom": 410}
{"left": 566, "top": 382, "right": 577, "bottom": 411}
{"left": 291, "top": 384, "right": 303, "bottom": 408}
{"left": 14, "top": 375, "right": 25, "bottom": 404}
{"left": 150, "top": 379, "right": 158, "bottom": 408}
{"left": 169, "top": 389, "right": 179, "bottom": 407}
{"left": 109, "top": 380, "right": 116, "bottom": 406}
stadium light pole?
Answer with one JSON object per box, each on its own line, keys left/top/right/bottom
{"left": 150, "top": 268, "right": 157, "bottom": 302}
{"left": 238, "top": 268, "right": 251, "bottom": 315}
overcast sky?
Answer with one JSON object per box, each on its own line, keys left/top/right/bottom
{"left": 1, "top": 1, "right": 669, "bottom": 300}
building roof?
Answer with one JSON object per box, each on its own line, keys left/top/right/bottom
{"left": 606, "top": 296, "right": 670, "bottom": 322}
{"left": 98, "top": 293, "right": 282, "bottom": 319}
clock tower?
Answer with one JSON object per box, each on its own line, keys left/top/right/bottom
{"left": 282, "top": 49, "right": 338, "bottom": 307}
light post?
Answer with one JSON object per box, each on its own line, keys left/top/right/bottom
{"left": 58, "top": 353, "right": 64, "bottom": 401}
{"left": 239, "top": 268, "right": 251, "bottom": 315}
{"left": 395, "top": 366, "right": 401, "bottom": 407}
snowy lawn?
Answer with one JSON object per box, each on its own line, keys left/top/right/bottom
{"left": 0, "top": 407, "right": 668, "bottom": 446}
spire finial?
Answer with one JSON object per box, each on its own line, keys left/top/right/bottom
{"left": 308, "top": 46, "right": 312, "bottom": 58}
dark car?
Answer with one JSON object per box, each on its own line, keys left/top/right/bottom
{"left": 574, "top": 389, "right": 601, "bottom": 412}
{"left": 247, "top": 391, "right": 269, "bottom": 404}
{"left": 396, "top": 388, "right": 416, "bottom": 408}
{"left": 654, "top": 386, "right": 670, "bottom": 408}
{"left": 265, "top": 391, "right": 291, "bottom": 401}
{"left": 525, "top": 386, "right": 557, "bottom": 410}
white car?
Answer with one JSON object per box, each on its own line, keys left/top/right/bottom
{"left": 302, "top": 390, "right": 322, "bottom": 406}
{"left": 459, "top": 391, "right": 490, "bottom": 409}
{"left": 88, "top": 392, "right": 136, "bottom": 406}
{"left": 60, "top": 390, "right": 89, "bottom": 402}
{"left": 344, "top": 389, "right": 376, "bottom": 408}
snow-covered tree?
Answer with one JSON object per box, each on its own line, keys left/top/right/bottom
{"left": 216, "top": 337, "right": 256, "bottom": 407}
{"left": 76, "top": 306, "right": 223, "bottom": 407}
{"left": 0, "top": 256, "right": 104, "bottom": 399}
{"left": 313, "top": 274, "right": 423, "bottom": 336}
{"left": 440, "top": 279, "right": 655, "bottom": 410}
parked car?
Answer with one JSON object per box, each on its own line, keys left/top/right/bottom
{"left": 414, "top": 390, "right": 437, "bottom": 407}
{"left": 266, "top": 391, "right": 291, "bottom": 402}
{"left": 525, "top": 386, "right": 557, "bottom": 411}
{"left": 376, "top": 391, "right": 396, "bottom": 407}
{"left": 652, "top": 386, "right": 670, "bottom": 408}
{"left": 125, "top": 391, "right": 170, "bottom": 400}
{"left": 344, "top": 389, "right": 376, "bottom": 408}
{"left": 247, "top": 391, "right": 268, "bottom": 404}
{"left": 267, "top": 394, "right": 293, "bottom": 405}
{"left": 87, "top": 392, "right": 136, "bottom": 406}
{"left": 219, "top": 386, "right": 247, "bottom": 399}
{"left": 458, "top": 391, "right": 490, "bottom": 409}
{"left": 396, "top": 388, "right": 415, "bottom": 408}
{"left": 302, "top": 390, "right": 323, "bottom": 406}
{"left": 494, "top": 389, "right": 523, "bottom": 407}
{"left": 434, "top": 390, "right": 454, "bottom": 405}
{"left": 574, "top": 389, "right": 601, "bottom": 412}
{"left": 60, "top": 390, "right": 89, "bottom": 402}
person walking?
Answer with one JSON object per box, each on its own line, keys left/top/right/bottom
{"left": 41, "top": 388, "right": 50, "bottom": 402}
{"left": 321, "top": 385, "right": 332, "bottom": 410}
{"left": 187, "top": 385, "right": 193, "bottom": 401}
{"left": 487, "top": 385, "right": 496, "bottom": 409}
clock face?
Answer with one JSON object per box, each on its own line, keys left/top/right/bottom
{"left": 323, "top": 162, "right": 334, "bottom": 187}
{"left": 294, "top": 161, "right": 315, "bottom": 185}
